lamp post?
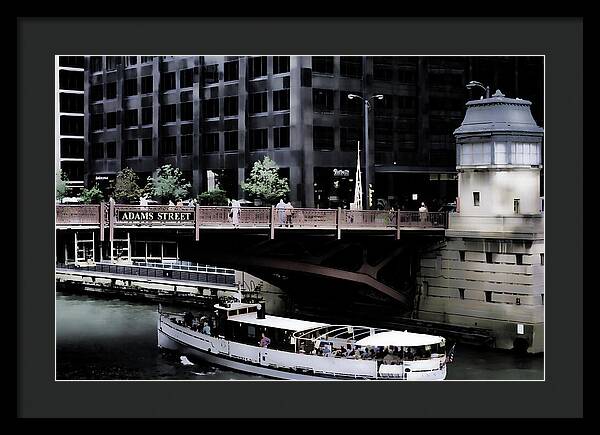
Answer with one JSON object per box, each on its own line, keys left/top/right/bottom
{"left": 466, "top": 80, "right": 490, "bottom": 99}
{"left": 347, "top": 93, "right": 383, "bottom": 209}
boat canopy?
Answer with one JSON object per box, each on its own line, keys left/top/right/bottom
{"left": 355, "top": 330, "right": 444, "bottom": 347}
{"left": 227, "top": 312, "right": 328, "bottom": 332}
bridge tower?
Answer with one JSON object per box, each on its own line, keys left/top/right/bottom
{"left": 416, "top": 90, "right": 545, "bottom": 353}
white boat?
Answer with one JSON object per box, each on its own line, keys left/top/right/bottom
{"left": 157, "top": 302, "right": 448, "bottom": 380}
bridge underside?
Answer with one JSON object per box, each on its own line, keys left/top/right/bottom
{"left": 177, "top": 230, "right": 445, "bottom": 312}
{"left": 56, "top": 227, "right": 445, "bottom": 314}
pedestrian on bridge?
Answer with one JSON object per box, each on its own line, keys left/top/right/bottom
{"left": 231, "top": 199, "right": 241, "bottom": 228}
{"left": 419, "top": 202, "right": 428, "bottom": 226}
{"left": 276, "top": 199, "right": 286, "bottom": 226}
{"left": 284, "top": 201, "right": 294, "bottom": 227}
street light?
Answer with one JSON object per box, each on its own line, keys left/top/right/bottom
{"left": 347, "top": 93, "right": 383, "bottom": 209}
{"left": 466, "top": 80, "right": 490, "bottom": 99}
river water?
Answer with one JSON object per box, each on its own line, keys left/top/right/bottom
{"left": 56, "top": 291, "right": 543, "bottom": 381}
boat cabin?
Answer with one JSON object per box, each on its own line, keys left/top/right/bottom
{"left": 213, "top": 302, "right": 328, "bottom": 352}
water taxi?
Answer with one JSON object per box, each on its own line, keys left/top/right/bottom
{"left": 157, "top": 302, "right": 448, "bottom": 380}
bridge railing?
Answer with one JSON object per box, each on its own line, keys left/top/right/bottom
{"left": 56, "top": 204, "right": 101, "bottom": 225}
{"left": 281, "top": 208, "right": 337, "bottom": 228}
{"left": 56, "top": 261, "right": 236, "bottom": 285}
{"left": 55, "top": 204, "right": 447, "bottom": 230}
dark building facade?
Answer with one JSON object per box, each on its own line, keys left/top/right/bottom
{"left": 56, "top": 56, "right": 86, "bottom": 194}
{"left": 77, "top": 56, "right": 543, "bottom": 209}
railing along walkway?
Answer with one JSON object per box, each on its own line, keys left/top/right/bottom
{"left": 56, "top": 204, "right": 447, "bottom": 241}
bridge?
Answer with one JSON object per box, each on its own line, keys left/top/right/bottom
{"left": 56, "top": 204, "right": 447, "bottom": 241}
{"left": 56, "top": 204, "right": 448, "bottom": 311}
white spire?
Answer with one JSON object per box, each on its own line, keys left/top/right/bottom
{"left": 352, "top": 141, "right": 363, "bottom": 210}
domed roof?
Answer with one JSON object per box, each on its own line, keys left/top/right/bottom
{"left": 453, "top": 90, "right": 543, "bottom": 136}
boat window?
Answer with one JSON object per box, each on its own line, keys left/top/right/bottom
{"left": 248, "top": 325, "right": 256, "bottom": 338}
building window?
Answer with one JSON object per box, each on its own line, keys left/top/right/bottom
{"left": 224, "top": 96, "right": 238, "bottom": 117}
{"left": 473, "top": 191, "right": 480, "bottom": 207}
{"left": 90, "top": 56, "right": 102, "bottom": 73}
{"left": 340, "top": 56, "right": 362, "bottom": 78}
{"left": 91, "top": 114, "right": 103, "bottom": 131}
{"left": 340, "top": 91, "right": 362, "bottom": 114}
{"left": 398, "top": 69, "right": 416, "bottom": 84}
{"left": 90, "top": 85, "right": 103, "bottom": 102}
{"left": 124, "top": 109, "right": 138, "bottom": 128}
{"left": 486, "top": 252, "right": 493, "bottom": 264}
{"left": 398, "top": 96, "right": 416, "bottom": 110}
{"left": 340, "top": 127, "right": 360, "bottom": 151}
{"left": 515, "top": 254, "right": 524, "bottom": 265}
{"left": 202, "top": 65, "right": 218, "bottom": 85}
{"left": 161, "top": 104, "right": 176, "bottom": 124}
{"left": 106, "top": 112, "right": 117, "bottom": 129}
{"left": 485, "top": 291, "right": 492, "bottom": 303}
{"left": 181, "top": 135, "right": 194, "bottom": 155}
{"left": 312, "top": 56, "right": 333, "bottom": 74}
{"left": 141, "top": 76, "right": 153, "bottom": 94}
{"left": 180, "top": 102, "right": 193, "bottom": 121}
{"left": 160, "top": 136, "right": 177, "bottom": 155}
{"left": 180, "top": 68, "right": 194, "bottom": 88}
{"left": 249, "top": 92, "right": 267, "bottom": 114}
{"left": 106, "top": 142, "right": 116, "bottom": 158}
{"left": 458, "top": 288, "right": 465, "bottom": 300}
{"left": 224, "top": 131, "right": 238, "bottom": 151}
{"left": 161, "top": 72, "right": 176, "bottom": 91}
{"left": 142, "top": 138, "right": 153, "bottom": 156}
{"left": 273, "top": 56, "right": 290, "bottom": 74}
{"left": 248, "top": 129, "right": 268, "bottom": 151}
{"left": 92, "top": 143, "right": 104, "bottom": 159}
{"left": 141, "top": 107, "right": 152, "bottom": 125}
{"left": 105, "top": 82, "right": 117, "bottom": 100}
{"left": 540, "top": 253, "right": 544, "bottom": 265}
{"left": 60, "top": 138, "right": 84, "bottom": 158}
{"left": 313, "top": 126, "right": 334, "bottom": 151}
{"left": 202, "top": 99, "right": 219, "bottom": 119}
{"left": 224, "top": 60, "right": 239, "bottom": 82}
{"left": 514, "top": 198, "right": 521, "bottom": 214}
{"left": 140, "top": 56, "right": 154, "bottom": 64}
{"left": 124, "top": 56, "right": 137, "bottom": 67}
{"left": 248, "top": 56, "right": 267, "bottom": 79}
{"left": 313, "top": 89, "right": 334, "bottom": 113}
{"left": 203, "top": 133, "right": 219, "bottom": 153}
{"left": 60, "top": 93, "right": 83, "bottom": 113}
{"left": 374, "top": 95, "right": 393, "bottom": 117}
{"left": 124, "top": 140, "right": 138, "bottom": 158}
{"left": 60, "top": 116, "right": 83, "bottom": 136}
{"left": 273, "top": 90, "right": 290, "bottom": 111}
{"left": 123, "top": 79, "right": 137, "bottom": 97}
{"left": 373, "top": 58, "right": 394, "bottom": 81}
{"left": 274, "top": 127, "right": 290, "bottom": 148}
{"left": 106, "top": 56, "right": 121, "bottom": 71}
{"left": 459, "top": 250, "right": 465, "bottom": 261}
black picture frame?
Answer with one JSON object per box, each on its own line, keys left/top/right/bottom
{"left": 17, "top": 17, "right": 583, "bottom": 419}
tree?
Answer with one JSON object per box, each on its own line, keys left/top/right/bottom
{"left": 114, "top": 167, "right": 141, "bottom": 204}
{"left": 241, "top": 156, "right": 290, "bottom": 205}
{"left": 79, "top": 184, "right": 104, "bottom": 204}
{"left": 56, "top": 170, "right": 71, "bottom": 203}
{"left": 145, "top": 164, "right": 191, "bottom": 204}
{"left": 198, "top": 188, "right": 229, "bottom": 206}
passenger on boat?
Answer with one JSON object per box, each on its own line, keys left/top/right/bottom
{"left": 184, "top": 312, "right": 194, "bottom": 327}
{"left": 258, "top": 333, "right": 271, "bottom": 348}
{"left": 202, "top": 322, "right": 211, "bottom": 336}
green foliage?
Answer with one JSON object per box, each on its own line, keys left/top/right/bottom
{"left": 79, "top": 184, "right": 104, "bottom": 204}
{"left": 56, "top": 170, "right": 71, "bottom": 202}
{"left": 241, "top": 156, "right": 290, "bottom": 204}
{"left": 198, "top": 188, "right": 229, "bottom": 206}
{"left": 145, "top": 164, "right": 191, "bottom": 204}
{"left": 114, "top": 168, "right": 141, "bottom": 204}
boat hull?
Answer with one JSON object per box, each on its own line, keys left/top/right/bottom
{"left": 159, "top": 329, "right": 333, "bottom": 380}
{"left": 158, "top": 318, "right": 446, "bottom": 381}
